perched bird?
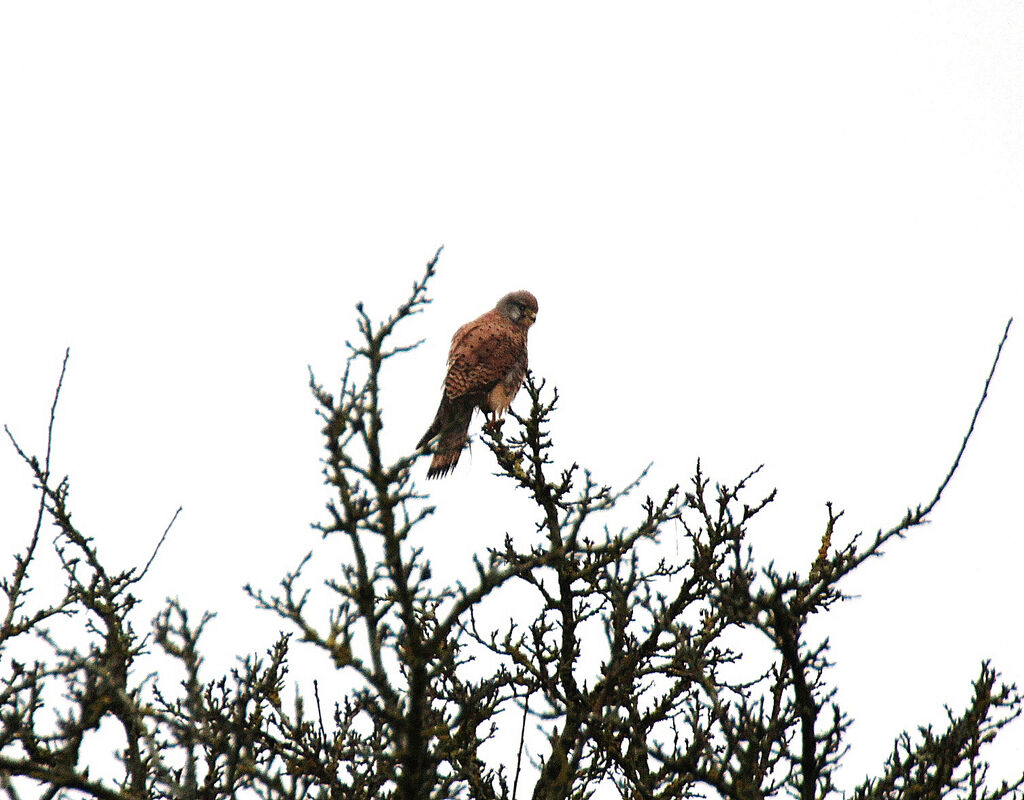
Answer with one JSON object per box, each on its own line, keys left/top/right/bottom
{"left": 417, "top": 290, "right": 539, "bottom": 479}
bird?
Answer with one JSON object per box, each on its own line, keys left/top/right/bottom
{"left": 417, "top": 290, "right": 539, "bottom": 479}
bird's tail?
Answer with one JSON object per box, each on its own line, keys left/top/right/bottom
{"left": 417, "top": 395, "right": 473, "bottom": 479}
{"left": 416, "top": 395, "right": 448, "bottom": 450}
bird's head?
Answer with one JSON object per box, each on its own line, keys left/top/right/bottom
{"left": 498, "top": 290, "right": 539, "bottom": 328}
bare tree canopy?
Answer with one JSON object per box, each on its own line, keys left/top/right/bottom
{"left": 2, "top": 252, "right": 1020, "bottom": 800}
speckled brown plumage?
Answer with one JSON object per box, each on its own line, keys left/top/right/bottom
{"left": 417, "top": 290, "right": 538, "bottom": 479}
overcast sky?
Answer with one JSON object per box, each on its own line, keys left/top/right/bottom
{"left": 2, "top": 1, "right": 1022, "bottom": 788}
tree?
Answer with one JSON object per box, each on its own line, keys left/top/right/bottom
{"left": 1, "top": 250, "right": 1021, "bottom": 800}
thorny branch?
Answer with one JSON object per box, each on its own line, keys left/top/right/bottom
{"left": 0, "top": 259, "right": 1018, "bottom": 800}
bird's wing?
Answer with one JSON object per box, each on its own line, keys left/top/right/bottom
{"left": 445, "top": 312, "right": 525, "bottom": 400}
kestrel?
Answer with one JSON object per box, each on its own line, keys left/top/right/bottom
{"left": 417, "top": 290, "right": 539, "bottom": 479}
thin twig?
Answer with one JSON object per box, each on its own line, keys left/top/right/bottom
{"left": 44, "top": 347, "right": 71, "bottom": 479}
{"left": 513, "top": 693, "right": 530, "bottom": 800}
{"left": 919, "top": 317, "right": 1013, "bottom": 517}
{"left": 139, "top": 506, "right": 182, "bottom": 580}
{"left": 314, "top": 679, "right": 327, "bottom": 742}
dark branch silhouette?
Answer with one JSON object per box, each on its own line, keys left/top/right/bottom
{"left": 1, "top": 256, "right": 1019, "bottom": 800}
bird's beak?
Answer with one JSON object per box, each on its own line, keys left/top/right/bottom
{"left": 524, "top": 310, "right": 537, "bottom": 325}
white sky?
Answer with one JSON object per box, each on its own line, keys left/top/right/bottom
{"left": 2, "top": 1, "right": 1022, "bottom": 789}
